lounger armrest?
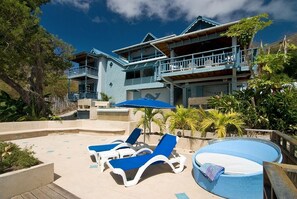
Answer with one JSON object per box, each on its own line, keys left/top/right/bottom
{"left": 112, "top": 142, "right": 133, "bottom": 150}
{"left": 111, "top": 139, "right": 124, "bottom": 144}
{"left": 131, "top": 148, "right": 153, "bottom": 157}
{"left": 168, "top": 155, "right": 187, "bottom": 173}
{"left": 134, "top": 142, "right": 149, "bottom": 150}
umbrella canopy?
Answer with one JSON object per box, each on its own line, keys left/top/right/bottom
{"left": 115, "top": 98, "right": 175, "bottom": 109}
{"left": 115, "top": 98, "right": 175, "bottom": 142}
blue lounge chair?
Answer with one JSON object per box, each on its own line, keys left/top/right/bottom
{"left": 87, "top": 128, "right": 142, "bottom": 165}
{"left": 106, "top": 133, "right": 186, "bottom": 187}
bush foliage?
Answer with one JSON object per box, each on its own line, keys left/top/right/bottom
{"left": 0, "top": 142, "right": 40, "bottom": 174}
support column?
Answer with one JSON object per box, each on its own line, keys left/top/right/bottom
{"left": 84, "top": 76, "right": 87, "bottom": 98}
{"left": 170, "top": 83, "right": 174, "bottom": 106}
{"left": 182, "top": 86, "right": 187, "bottom": 107}
{"left": 231, "top": 37, "right": 237, "bottom": 93}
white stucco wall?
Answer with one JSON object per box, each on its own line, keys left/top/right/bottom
{"left": 103, "top": 60, "right": 126, "bottom": 104}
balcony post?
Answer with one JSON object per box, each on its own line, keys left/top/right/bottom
{"left": 170, "top": 83, "right": 174, "bottom": 106}
{"left": 231, "top": 37, "right": 237, "bottom": 92}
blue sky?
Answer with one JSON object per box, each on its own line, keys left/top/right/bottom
{"left": 41, "top": 0, "right": 297, "bottom": 55}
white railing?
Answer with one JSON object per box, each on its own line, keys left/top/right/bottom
{"left": 68, "top": 66, "right": 98, "bottom": 78}
{"left": 157, "top": 47, "right": 258, "bottom": 77}
{"left": 125, "top": 76, "right": 155, "bottom": 85}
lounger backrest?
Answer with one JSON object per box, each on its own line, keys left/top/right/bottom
{"left": 125, "top": 128, "right": 142, "bottom": 145}
{"left": 153, "top": 134, "right": 177, "bottom": 157}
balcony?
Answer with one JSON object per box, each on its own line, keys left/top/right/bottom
{"left": 68, "top": 92, "right": 98, "bottom": 102}
{"left": 156, "top": 47, "right": 257, "bottom": 80}
{"left": 125, "top": 76, "right": 155, "bottom": 86}
{"left": 68, "top": 66, "right": 98, "bottom": 79}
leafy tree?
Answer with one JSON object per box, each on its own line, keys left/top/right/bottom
{"left": 0, "top": 90, "right": 54, "bottom": 121}
{"left": 222, "top": 13, "right": 272, "bottom": 76}
{"left": 0, "top": 0, "right": 73, "bottom": 119}
{"left": 284, "top": 46, "right": 297, "bottom": 80}
{"left": 200, "top": 109, "right": 244, "bottom": 138}
{"left": 165, "top": 105, "right": 201, "bottom": 137}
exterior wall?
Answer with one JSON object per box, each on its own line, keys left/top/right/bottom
{"left": 140, "top": 88, "right": 170, "bottom": 102}
{"left": 97, "top": 56, "right": 107, "bottom": 97}
{"left": 203, "top": 84, "right": 229, "bottom": 96}
{"left": 103, "top": 60, "right": 126, "bottom": 104}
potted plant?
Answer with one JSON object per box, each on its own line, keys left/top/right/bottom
{"left": 200, "top": 109, "right": 244, "bottom": 138}
{"left": 165, "top": 105, "right": 201, "bottom": 137}
{"left": 0, "top": 141, "right": 54, "bottom": 198}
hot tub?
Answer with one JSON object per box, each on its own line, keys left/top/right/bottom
{"left": 192, "top": 138, "right": 282, "bottom": 199}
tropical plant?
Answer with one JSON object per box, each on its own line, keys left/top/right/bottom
{"left": 0, "top": 142, "right": 40, "bottom": 174}
{"left": 222, "top": 13, "right": 272, "bottom": 76}
{"left": 0, "top": 90, "right": 57, "bottom": 122}
{"left": 200, "top": 109, "right": 244, "bottom": 138}
{"left": 133, "top": 108, "right": 165, "bottom": 134}
{"left": 100, "top": 92, "right": 112, "bottom": 101}
{"left": 165, "top": 105, "right": 201, "bottom": 137}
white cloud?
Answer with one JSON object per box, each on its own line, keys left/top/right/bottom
{"left": 106, "top": 0, "right": 297, "bottom": 22}
{"left": 52, "top": 0, "right": 95, "bottom": 12}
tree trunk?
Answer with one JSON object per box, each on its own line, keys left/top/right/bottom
{"left": 0, "top": 69, "right": 31, "bottom": 104}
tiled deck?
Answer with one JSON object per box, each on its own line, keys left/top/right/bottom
{"left": 11, "top": 133, "right": 222, "bottom": 199}
{"left": 11, "top": 183, "right": 80, "bottom": 199}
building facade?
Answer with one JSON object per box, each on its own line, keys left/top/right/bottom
{"left": 68, "top": 16, "right": 257, "bottom": 107}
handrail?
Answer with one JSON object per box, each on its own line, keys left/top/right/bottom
{"left": 263, "top": 162, "right": 297, "bottom": 199}
{"left": 68, "top": 66, "right": 98, "bottom": 77}
{"left": 161, "top": 46, "right": 237, "bottom": 62}
{"left": 271, "top": 130, "right": 297, "bottom": 165}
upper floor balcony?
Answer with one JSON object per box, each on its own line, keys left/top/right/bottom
{"left": 155, "top": 47, "right": 257, "bottom": 80}
{"left": 68, "top": 65, "right": 98, "bottom": 80}
{"left": 68, "top": 92, "right": 98, "bottom": 102}
{"left": 125, "top": 76, "right": 155, "bottom": 86}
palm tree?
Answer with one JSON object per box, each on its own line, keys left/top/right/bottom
{"left": 165, "top": 105, "right": 200, "bottom": 137}
{"left": 133, "top": 108, "right": 165, "bottom": 135}
{"left": 200, "top": 109, "right": 244, "bottom": 138}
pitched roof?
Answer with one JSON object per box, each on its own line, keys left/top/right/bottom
{"left": 141, "top": 33, "right": 157, "bottom": 43}
{"left": 90, "top": 48, "right": 128, "bottom": 65}
{"left": 181, "top": 16, "right": 221, "bottom": 35}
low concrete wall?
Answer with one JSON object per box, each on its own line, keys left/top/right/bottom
{"left": 0, "top": 120, "right": 137, "bottom": 141}
{"left": 141, "top": 134, "right": 210, "bottom": 152}
{"left": 0, "top": 162, "right": 54, "bottom": 199}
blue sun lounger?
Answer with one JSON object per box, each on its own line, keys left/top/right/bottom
{"left": 106, "top": 133, "right": 186, "bottom": 186}
{"left": 87, "top": 128, "right": 143, "bottom": 171}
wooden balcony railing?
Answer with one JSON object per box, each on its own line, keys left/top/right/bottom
{"left": 264, "top": 162, "right": 297, "bottom": 199}
{"left": 270, "top": 130, "right": 297, "bottom": 165}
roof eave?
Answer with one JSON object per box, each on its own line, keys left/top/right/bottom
{"left": 113, "top": 34, "right": 177, "bottom": 54}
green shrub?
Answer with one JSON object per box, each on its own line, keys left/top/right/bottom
{"left": 0, "top": 142, "right": 40, "bottom": 174}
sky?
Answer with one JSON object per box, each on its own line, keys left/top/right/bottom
{"left": 40, "top": 0, "right": 297, "bottom": 55}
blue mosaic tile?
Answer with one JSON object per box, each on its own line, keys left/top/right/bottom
{"left": 89, "top": 164, "right": 98, "bottom": 168}
{"left": 175, "top": 193, "right": 189, "bottom": 199}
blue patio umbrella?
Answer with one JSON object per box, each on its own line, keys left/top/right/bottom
{"left": 115, "top": 98, "right": 175, "bottom": 142}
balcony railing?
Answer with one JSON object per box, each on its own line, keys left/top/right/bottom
{"left": 68, "top": 66, "right": 98, "bottom": 78}
{"left": 264, "top": 162, "right": 297, "bottom": 199}
{"left": 125, "top": 76, "right": 155, "bottom": 86}
{"left": 68, "top": 92, "right": 98, "bottom": 102}
{"left": 156, "top": 47, "right": 258, "bottom": 79}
